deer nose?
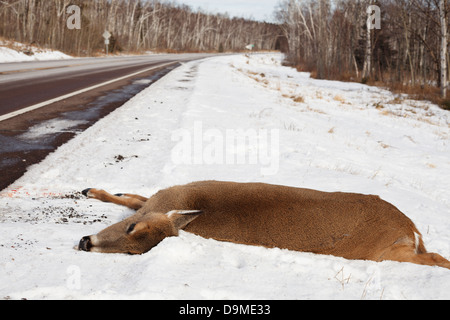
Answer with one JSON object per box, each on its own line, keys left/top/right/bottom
{"left": 78, "top": 236, "right": 93, "bottom": 252}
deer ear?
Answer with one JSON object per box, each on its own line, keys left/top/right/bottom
{"left": 166, "top": 210, "right": 203, "bottom": 230}
{"left": 127, "top": 222, "right": 148, "bottom": 235}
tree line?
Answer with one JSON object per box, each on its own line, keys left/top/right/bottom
{"left": 275, "top": 0, "right": 450, "bottom": 102}
{"left": 0, "top": 0, "right": 280, "bottom": 55}
{"left": 3, "top": 0, "right": 450, "bottom": 105}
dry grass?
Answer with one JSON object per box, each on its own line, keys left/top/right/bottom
{"left": 374, "top": 81, "right": 450, "bottom": 111}
{"left": 286, "top": 59, "right": 450, "bottom": 111}
{"left": 315, "top": 90, "right": 324, "bottom": 100}
{"left": 361, "top": 79, "right": 450, "bottom": 111}
{"left": 378, "top": 142, "right": 391, "bottom": 149}
{"left": 332, "top": 267, "right": 351, "bottom": 290}
{"left": 333, "top": 95, "right": 346, "bottom": 103}
{"left": 282, "top": 94, "right": 305, "bottom": 103}
{"left": 386, "top": 95, "right": 405, "bottom": 105}
{"left": 0, "top": 38, "right": 31, "bottom": 54}
{"left": 374, "top": 102, "right": 385, "bottom": 110}
{"left": 235, "top": 68, "right": 270, "bottom": 86}
{"left": 292, "top": 95, "right": 305, "bottom": 103}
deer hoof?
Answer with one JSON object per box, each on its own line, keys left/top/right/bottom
{"left": 82, "top": 188, "right": 92, "bottom": 197}
{"left": 114, "top": 193, "right": 124, "bottom": 197}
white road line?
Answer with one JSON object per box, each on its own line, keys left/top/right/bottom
{"left": 0, "top": 61, "right": 177, "bottom": 122}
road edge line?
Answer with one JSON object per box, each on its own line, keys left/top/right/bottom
{"left": 0, "top": 61, "right": 178, "bottom": 122}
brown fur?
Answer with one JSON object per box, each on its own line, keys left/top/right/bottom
{"left": 78, "top": 181, "right": 450, "bottom": 269}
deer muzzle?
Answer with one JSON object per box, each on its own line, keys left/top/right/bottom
{"left": 78, "top": 236, "right": 93, "bottom": 252}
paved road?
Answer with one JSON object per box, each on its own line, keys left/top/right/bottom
{"left": 0, "top": 53, "right": 217, "bottom": 191}
{"left": 0, "top": 53, "right": 214, "bottom": 119}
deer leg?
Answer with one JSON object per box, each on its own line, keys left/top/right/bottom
{"left": 380, "top": 244, "right": 450, "bottom": 270}
{"left": 82, "top": 188, "right": 146, "bottom": 210}
{"left": 410, "top": 252, "right": 450, "bottom": 269}
{"left": 114, "top": 193, "right": 148, "bottom": 202}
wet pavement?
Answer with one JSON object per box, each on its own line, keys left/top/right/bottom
{"left": 0, "top": 64, "right": 178, "bottom": 191}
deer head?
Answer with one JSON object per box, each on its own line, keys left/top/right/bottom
{"left": 78, "top": 210, "right": 203, "bottom": 254}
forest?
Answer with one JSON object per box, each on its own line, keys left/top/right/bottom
{"left": 2, "top": 0, "right": 450, "bottom": 107}
{"left": 275, "top": 0, "right": 450, "bottom": 105}
{"left": 0, "top": 0, "right": 281, "bottom": 55}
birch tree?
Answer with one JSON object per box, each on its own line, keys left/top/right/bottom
{"left": 439, "top": 0, "right": 447, "bottom": 98}
{"left": 362, "top": 3, "right": 373, "bottom": 79}
{"left": 0, "top": 0, "right": 279, "bottom": 55}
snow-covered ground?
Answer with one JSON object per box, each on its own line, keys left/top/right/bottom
{"left": 0, "top": 40, "right": 72, "bottom": 63}
{"left": 1, "top": 53, "right": 449, "bottom": 300}
{"left": 0, "top": 39, "right": 156, "bottom": 63}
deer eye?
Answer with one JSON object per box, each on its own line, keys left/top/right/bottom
{"left": 127, "top": 223, "right": 137, "bottom": 234}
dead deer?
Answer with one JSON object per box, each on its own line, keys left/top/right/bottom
{"left": 78, "top": 180, "right": 450, "bottom": 269}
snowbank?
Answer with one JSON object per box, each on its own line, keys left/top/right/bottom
{"left": 1, "top": 53, "right": 449, "bottom": 299}
{"left": 0, "top": 40, "right": 72, "bottom": 63}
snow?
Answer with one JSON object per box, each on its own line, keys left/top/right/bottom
{"left": 0, "top": 40, "right": 72, "bottom": 63}
{"left": 1, "top": 53, "right": 450, "bottom": 300}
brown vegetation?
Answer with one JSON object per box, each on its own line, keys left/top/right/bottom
{"left": 275, "top": 0, "right": 450, "bottom": 110}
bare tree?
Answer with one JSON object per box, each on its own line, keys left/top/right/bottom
{"left": 0, "top": 0, "right": 280, "bottom": 55}
{"left": 362, "top": 1, "right": 373, "bottom": 80}
{"left": 274, "top": 0, "right": 450, "bottom": 105}
{"left": 439, "top": 0, "right": 447, "bottom": 97}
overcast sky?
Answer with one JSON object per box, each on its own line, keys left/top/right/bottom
{"left": 177, "top": 0, "right": 280, "bottom": 22}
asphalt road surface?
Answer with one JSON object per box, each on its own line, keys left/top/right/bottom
{"left": 0, "top": 53, "right": 214, "bottom": 118}
{"left": 0, "top": 53, "right": 217, "bottom": 191}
